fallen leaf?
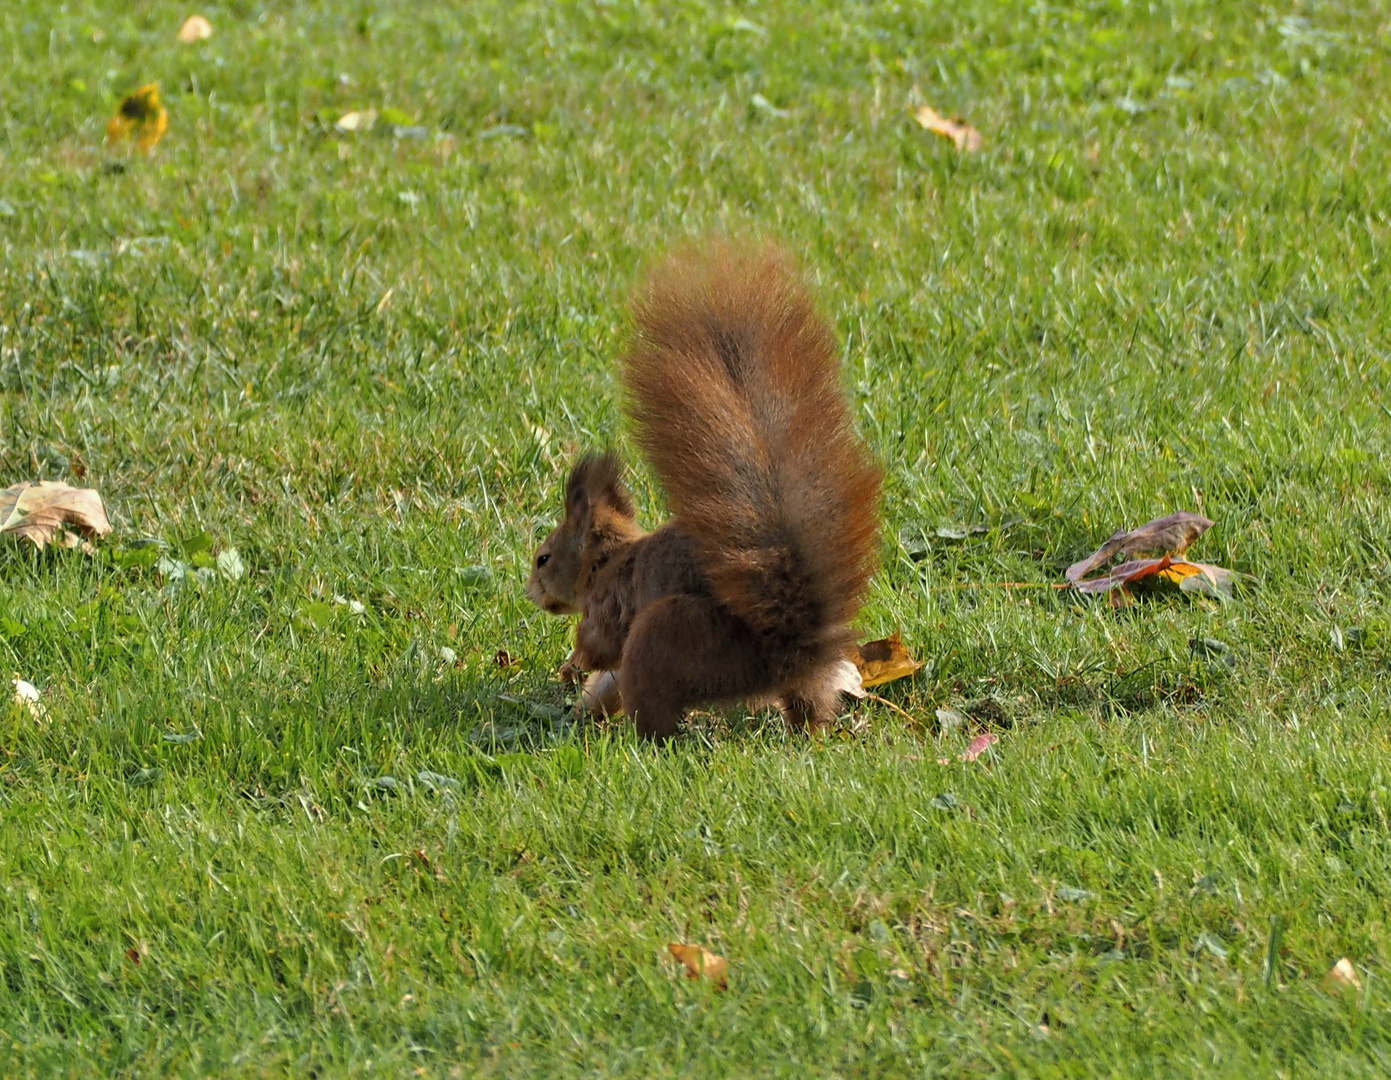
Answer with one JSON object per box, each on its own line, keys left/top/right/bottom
{"left": 750, "top": 93, "right": 790, "bottom": 119}
{"left": 667, "top": 943, "right": 728, "bottom": 989}
{"left": 935, "top": 707, "right": 966, "bottom": 733}
{"left": 478, "top": 123, "right": 528, "bottom": 141}
{"left": 12, "top": 676, "right": 45, "bottom": 720}
{"left": 581, "top": 669, "right": 624, "bottom": 716}
{"left": 497, "top": 694, "right": 567, "bottom": 722}
{"left": 216, "top": 547, "right": 246, "bottom": 581}
{"left": 336, "top": 109, "right": 378, "bottom": 133}
{"left": 176, "top": 15, "right": 212, "bottom": 42}
{"left": 1073, "top": 555, "right": 1173, "bottom": 593}
{"left": 1074, "top": 554, "right": 1238, "bottom": 599}
{"left": 961, "top": 733, "right": 998, "bottom": 761}
{"left": 416, "top": 770, "right": 460, "bottom": 791}
{"left": 1174, "top": 562, "right": 1238, "bottom": 599}
{"left": 1066, "top": 511, "right": 1213, "bottom": 583}
{"left": 493, "top": 649, "right": 517, "bottom": 668}
{"left": 851, "top": 632, "right": 923, "bottom": 689}
{"left": 0, "top": 481, "right": 112, "bottom": 551}
{"left": 125, "top": 947, "right": 141, "bottom": 965}
{"left": 128, "top": 767, "right": 162, "bottom": 787}
{"left": 935, "top": 523, "right": 990, "bottom": 540}
{"left": 106, "top": 83, "right": 169, "bottom": 154}
{"left": 1328, "top": 957, "right": 1362, "bottom": 992}
{"left": 912, "top": 104, "right": 983, "bottom": 153}
{"left": 1195, "top": 931, "right": 1229, "bottom": 960}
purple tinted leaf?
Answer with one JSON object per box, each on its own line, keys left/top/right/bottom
{"left": 1067, "top": 511, "right": 1214, "bottom": 584}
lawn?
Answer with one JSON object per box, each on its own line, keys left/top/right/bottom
{"left": 2, "top": 0, "right": 1391, "bottom": 1075}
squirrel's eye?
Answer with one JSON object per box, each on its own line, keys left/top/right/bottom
{"left": 536, "top": 553, "right": 550, "bottom": 568}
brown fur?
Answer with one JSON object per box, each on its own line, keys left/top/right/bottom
{"left": 527, "top": 241, "right": 881, "bottom": 739}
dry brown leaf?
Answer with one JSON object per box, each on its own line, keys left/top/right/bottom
{"left": 106, "top": 83, "right": 169, "bottom": 154}
{"left": 1066, "top": 511, "right": 1213, "bottom": 584}
{"left": 0, "top": 481, "right": 112, "bottom": 551}
{"left": 1067, "top": 511, "right": 1239, "bottom": 600}
{"left": 668, "top": 943, "right": 728, "bottom": 989}
{"left": 913, "top": 104, "right": 983, "bottom": 153}
{"left": 851, "top": 632, "right": 923, "bottom": 689}
{"left": 1073, "top": 555, "right": 1237, "bottom": 600}
{"left": 1073, "top": 555, "right": 1172, "bottom": 594}
{"left": 1328, "top": 957, "right": 1362, "bottom": 992}
{"left": 177, "top": 15, "right": 213, "bottom": 42}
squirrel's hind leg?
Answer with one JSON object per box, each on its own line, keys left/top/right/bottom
{"left": 620, "top": 595, "right": 765, "bottom": 740}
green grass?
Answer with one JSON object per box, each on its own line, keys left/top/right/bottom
{"left": 3, "top": 0, "right": 1391, "bottom": 1075}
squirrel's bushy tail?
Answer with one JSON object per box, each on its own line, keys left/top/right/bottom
{"left": 623, "top": 241, "right": 881, "bottom": 673}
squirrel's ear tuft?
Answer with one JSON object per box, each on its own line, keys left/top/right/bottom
{"left": 567, "top": 451, "right": 634, "bottom": 519}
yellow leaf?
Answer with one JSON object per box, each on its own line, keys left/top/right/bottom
{"left": 0, "top": 481, "right": 112, "bottom": 551}
{"left": 912, "top": 104, "right": 983, "bottom": 153}
{"left": 667, "top": 943, "right": 728, "bottom": 989}
{"left": 177, "top": 15, "right": 213, "bottom": 43}
{"left": 851, "top": 632, "right": 923, "bottom": 690}
{"left": 107, "top": 83, "right": 169, "bottom": 154}
{"left": 12, "top": 676, "right": 45, "bottom": 721}
{"left": 336, "top": 109, "right": 378, "bottom": 134}
{"left": 1156, "top": 561, "right": 1205, "bottom": 585}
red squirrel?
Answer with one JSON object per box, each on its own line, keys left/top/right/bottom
{"left": 526, "top": 241, "right": 881, "bottom": 739}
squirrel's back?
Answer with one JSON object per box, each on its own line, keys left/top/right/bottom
{"left": 622, "top": 241, "right": 881, "bottom": 674}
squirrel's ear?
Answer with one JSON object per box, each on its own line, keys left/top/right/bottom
{"left": 566, "top": 451, "right": 634, "bottom": 520}
{"left": 587, "top": 451, "right": 635, "bottom": 517}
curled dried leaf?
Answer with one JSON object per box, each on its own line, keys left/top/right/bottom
{"left": 1073, "top": 556, "right": 1172, "bottom": 594}
{"left": 913, "top": 104, "right": 983, "bottom": 153}
{"left": 961, "top": 732, "right": 998, "bottom": 761}
{"left": 0, "top": 481, "right": 112, "bottom": 551}
{"left": 1066, "top": 511, "right": 1213, "bottom": 583}
{"left": 851, "top": 632, "right": 923, "bottom": 689}
{"left": 667, "top": 943, "right": 728, "bottom": 989}
{"left": 1328, "top": 957, "right": 1362, "bottom": 992}
{"left": 1074, "top": 555, "right": 1238, "bottom": 600}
